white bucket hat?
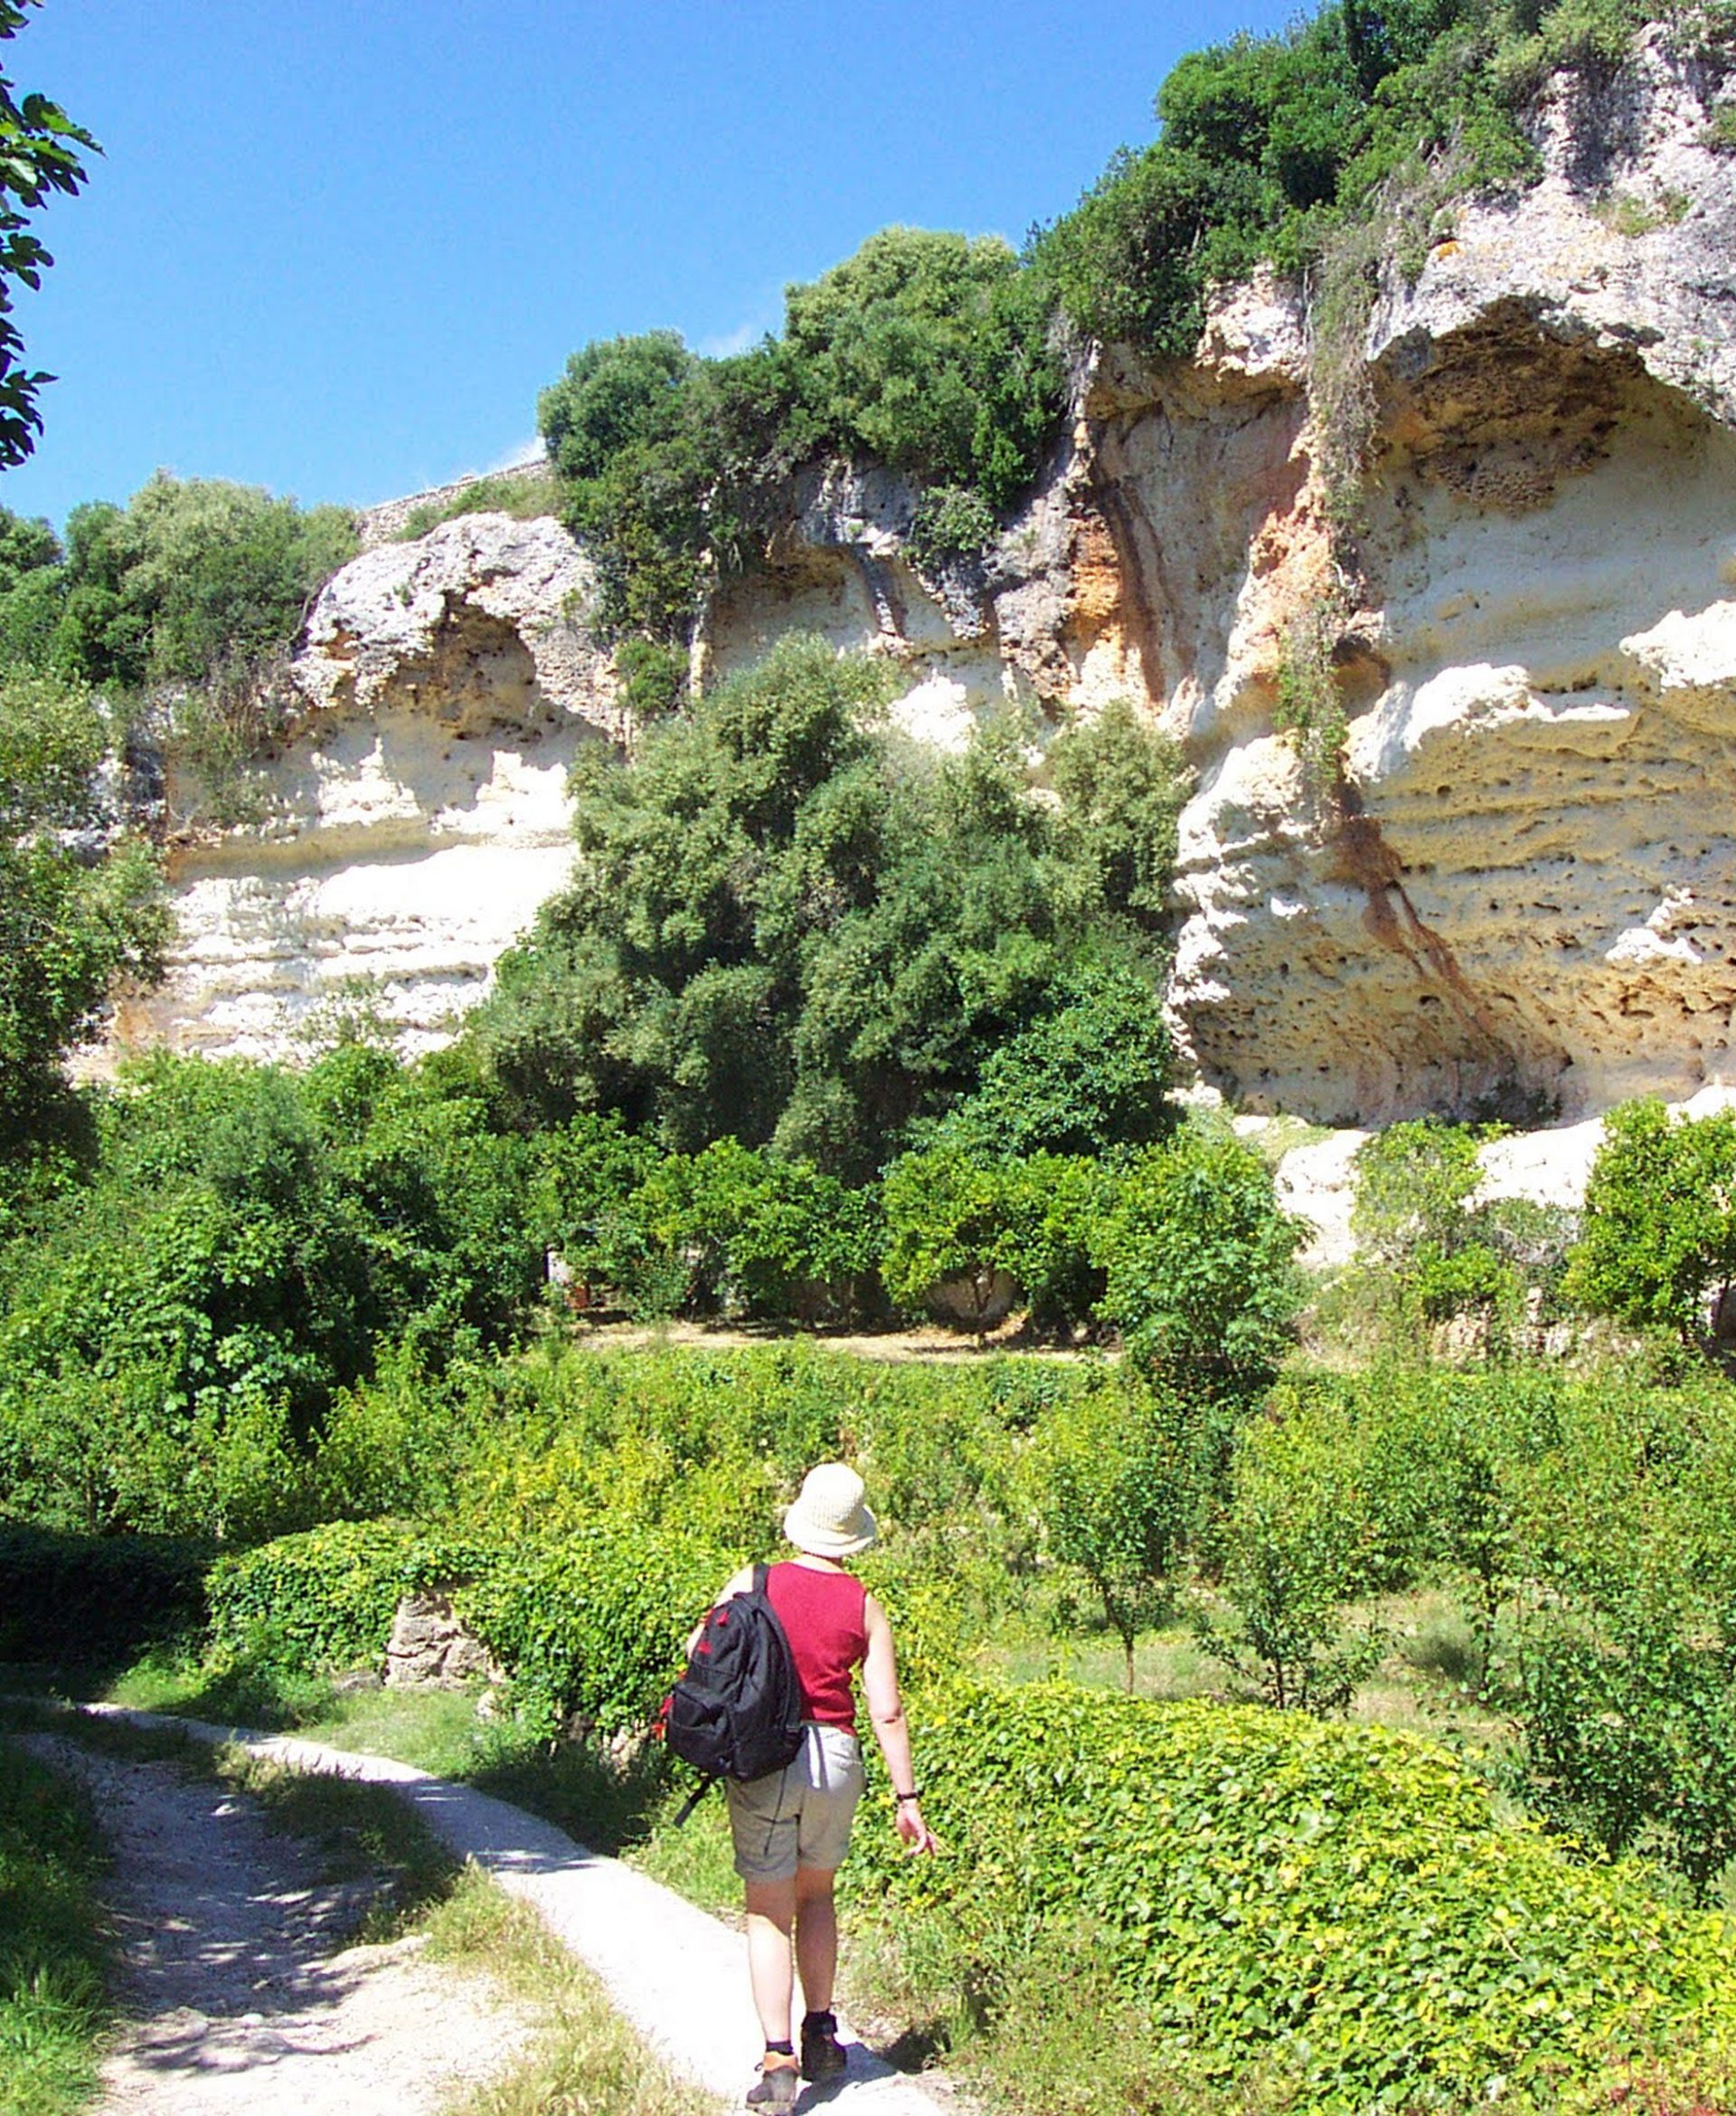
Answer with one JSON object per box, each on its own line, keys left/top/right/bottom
{"left": 783, "top": 1462, "right": 877, "bottom": 1558}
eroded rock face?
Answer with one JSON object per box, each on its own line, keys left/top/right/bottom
{"left": 125, "top": 515, "right": 624, "bottom": 1061}
{"left": 131, "top": 30, "right": 1736, "bottom": 1129}
{"left": 1154, "top": 29, "right": 1736, "bottom": 1124}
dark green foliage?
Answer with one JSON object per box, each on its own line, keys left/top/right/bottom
{"left": 44, "top": 472, "right": 356, "bottom": 693}
{"left": 1565, "top": 1096, "right": 1736, "bottom": 1342}
{"left": 0, "top": 1524, "right": 210, "bottom": 1665}
{"left": 205, "top": 1510, "right": 726, "bottom": 1738}
{"left": 931, "top": 962, "right": 1174, "bottom": 1160}
{"left": 469, "top": 639, "right": 1184, "bottom": 1179}
{"left": 628, "top": 1138, "right": 882, "bottom": 1321}
{"left": 207, "top": 1518, "right": 485, "bottom": 1673}
{"left": 780, "top": 229, "right": 1063, "bottom": 510}
{"left": 539, "top": 231, "right": 1064, "bottom": 642}
{"left": 854, "top": 1677, "right": 1736, "bottom": 2112}
{"left": 0, "top": 3, "right": 97, "bottom": 467}
{"left": 0, "top": 670, "right": 167, "bottom": 1168}
{"left": 1033, "top": 0, "right": 1642, "bottom": 364}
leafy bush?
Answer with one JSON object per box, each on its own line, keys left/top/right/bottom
{"left": 205, "top": 1510, "right": 725, "bottom": 1738}
{"left": 540, "top": 231, "right": 1064, "bottom": 643}
{"left": 0, "top": 1524, "right": 211, "bottom": 1664}
{"left": 1032, "top": 0, "right": 1625, "bottom": 365}
{"left": 470, "top": 638, "right": 1184, "bottom": 1178}
{"left": 0, "top": 1050, "right": 540, "bottom": 1535}
{"left": 1094, "top": 1126, "right": 1307, "bottom": 1399}
{"left": 929, "top": 959, "right": 1174, "bottom": 1160}
{"left": 1343, "top": 1118, "right": 1580, "bottom": 1350}
{"left": 878, "top": 1147, "right": 1027, "bottom": 1327}
{"left": 1206, "top": 1406, "right": 1389, "bottom": 1711}
{"left": 1016, "top": 1376, "right": 1185, "bottom": 1685}
{"left": 629, "top": 1138, "right": 882, "bottom": 1320}
{"left": 853, "top": 1676, "right": 1736, "bottom": 2112}
{"left": 1566, "top": 1097, "right": 1736, "bottom": 1343}
{"left": 1508, "top": 1578, "right": 1736, "bottom": 1900}
{"left": 451, "top": 1519, "right": 727, "bottom": 1735}
{"left": 48, "top": 472, "right": 355, "bottom": 693}
{"left": 0, "top": 669, "right": 167, "bottom": 1165}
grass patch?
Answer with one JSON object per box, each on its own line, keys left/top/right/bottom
{"left": 212, "top": 1745, "right": 458, "bottom": 1935}
{"left": 0, "top": 1739, "right": 109, "bottom": 2116}
{"left": 399, "top": 470, "right": 553, "bottom": 541}
{"left": 423, "top": 1868, "right": 721, "bottom": 2116}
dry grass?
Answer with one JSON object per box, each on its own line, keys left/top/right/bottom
{"left": 425, "top": 1871, "right": 722, "bottom": 2116}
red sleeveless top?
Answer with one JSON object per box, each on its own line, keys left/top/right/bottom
{"left": 765, "top": 1562, "right": 868, "bottom": 1732}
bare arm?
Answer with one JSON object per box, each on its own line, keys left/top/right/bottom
{"left": 862, "top": 1594, "right": 938, "bottom": 1853}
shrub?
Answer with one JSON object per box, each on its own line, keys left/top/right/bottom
{"left": 931, "top": 960, "right": 1174, "bottom": 1160}
{"left": 853, "top": 1676, "right": 1736, "bottom": 2112}
{"left": 451, "top": 1519, "right": 728, "bottom": 1735}
{"left": 1094, "top": 1126, "right": 1307, "bottom": 1399}
{"left": 630, "top": 1138, "right": 882, "bottom": 1319}
{"left": 1206, "top": 1406, "right": 1388, "bottom": 1712}
{"left": 1565, "top": 1097, "right": 1736, "bottom": 1344}
{"left": 0, "top": 1524, "right": 211, "bottom": 1664}
{"left": 0, "top": 670, "right": 167, "bottom": 1161}
{"left": 205, "top": 1517, "right": 484, "bottom": 1673}
{"left": 1507, "top": 1579, "right": 1736, "bottom": 1901}
{"left": 538, "top": 231, "right": 1064, "bottom": 641}
{"left": 1016, "top": 1376, "right": 1185, "bottom": 1686}
{"left": 52, "top": 472, "right": 355, "bottom": 693}
{"left": 471, "top": 639, "right": 1182, "bottom": 1178}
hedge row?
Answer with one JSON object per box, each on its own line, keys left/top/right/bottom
{"left": 0, "top": 1526, "right": 212, "bottom": 1664}
{"left": 206, "top": 1515, "right": 729, "bottom": 1734}
{"left": 851, "top": 1678, "right": 1736, "bottom": 2113}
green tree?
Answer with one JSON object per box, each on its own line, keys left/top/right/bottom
{"left": 0, "top": 670, "right": 167, "bottom": 1163}
{"left": 1019, "top": 1377, "right": 1186, "bottom": 1688}
{"left": 52, "top": 473, "right": 356, "bottom": 692}
{"left": 1094, "top": 1125, "right": 1307, "bottom": 1399}
{"left": 1203, "top": 1417, "right": 1386, "bottom": 1713}
{"left": 1565, "top": 1098, "right": 1736, "bottom": 1345}
{"left": 0, "top": 2, "right": 96, "bottom": 464}
{"left": 471, "top": 638, "right": 1182, "bottom": 1178}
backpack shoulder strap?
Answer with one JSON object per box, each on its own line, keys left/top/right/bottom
{"left": 752, "top": 1561, "right": 771, "bottom": 1596}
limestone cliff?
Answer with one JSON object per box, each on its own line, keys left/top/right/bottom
{"left": 132, "top": 28, "right": 1736, "bottom": 1147}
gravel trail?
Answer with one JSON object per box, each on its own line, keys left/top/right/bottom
{"left": 24, "top": 1736, "right": 527, "bottom": 2116}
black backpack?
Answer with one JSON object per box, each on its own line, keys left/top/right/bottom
{"left": 662, "top": 1564, "right": 805, "bottom": 1811}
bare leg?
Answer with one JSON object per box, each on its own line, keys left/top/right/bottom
{"left": 743, "top": 1876, "right": 797, "bottom": 2045}
{"left": 794, "top": 1864, "right": 839, "bottom": 2014}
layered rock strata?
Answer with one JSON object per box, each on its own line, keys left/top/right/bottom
{"left": 130, "top": 30, "right": 1736, "bottom": 1160}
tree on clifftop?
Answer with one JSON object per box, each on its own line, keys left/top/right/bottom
{"left": 0, "top": 0, "right": 98, "bottom": 466}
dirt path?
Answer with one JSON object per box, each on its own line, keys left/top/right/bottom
{"left": 24, "top": 1737, "right": 527, "bottom": 2116}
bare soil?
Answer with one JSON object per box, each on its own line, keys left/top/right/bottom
{"left": 25, "top": 1737, "right": 528, "bottom": 2116}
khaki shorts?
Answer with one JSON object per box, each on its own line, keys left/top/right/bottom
{"left": 727, "top": 1723, "right": 865, "bottom": 1883}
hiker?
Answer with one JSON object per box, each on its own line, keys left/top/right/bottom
{"left": 704, "top": 1462, "right": 938, "bottom": 2109}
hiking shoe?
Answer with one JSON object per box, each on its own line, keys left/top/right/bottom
{"left": 745, "top": 2055, "right": 800, "bottom": 2109}
{"left": 801, "top": 2011, "right": 846, "bottom": 2082}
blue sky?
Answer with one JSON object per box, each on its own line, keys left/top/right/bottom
{"left": 0, "top": 0, "right": 1298, "bottom": 529}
